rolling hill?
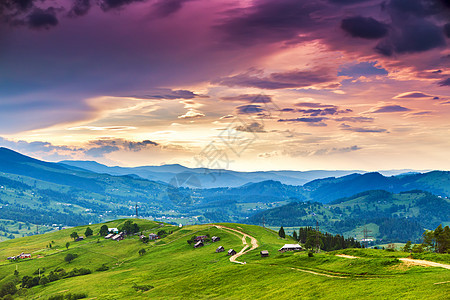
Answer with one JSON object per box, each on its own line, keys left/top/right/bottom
{"left": 0, "top": 219, "right": 448, "bottom": 299}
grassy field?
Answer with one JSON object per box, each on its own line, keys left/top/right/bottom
{"left": 0, "top": 219, "right": 448, "bottom": 299}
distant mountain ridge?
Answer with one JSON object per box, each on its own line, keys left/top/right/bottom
{"left": 59, "top": 159, "right": 427, "bottom": 188}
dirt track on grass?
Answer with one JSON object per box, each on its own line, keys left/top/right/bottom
{"left": 214, "top": 225, "right": 258, "bottom": 264}
{"left": 336, "top": 254, "right": 450, "bottom": 269}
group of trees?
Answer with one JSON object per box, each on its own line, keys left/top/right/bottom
{"left": 282, "top": 226, "right": 361, "bottom": 251}
{"left": 422, "top": 224, "right": 450, "bottom": 253}
{"left": 119, "top": 220, "right": 140, "bottom": 235}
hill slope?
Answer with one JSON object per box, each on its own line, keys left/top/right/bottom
{"left": 0, "top": 219, "right": 448, "bottom": 299}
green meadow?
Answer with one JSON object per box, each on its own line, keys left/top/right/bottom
{"left": 0, "top": 219, "right": 448, "bottom": 299}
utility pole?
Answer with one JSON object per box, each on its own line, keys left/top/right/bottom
{"left": 362, "top": 226, "right": 372, "bottom": 248}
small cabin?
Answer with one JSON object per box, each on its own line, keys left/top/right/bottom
{"left": 75, "top": 236, "right": 84, "bottom": 242}
{"left": 212, "top": 236, "right": 220, "bottom": 243}
{"left": 260, "top": 250, "right": 269, "bottom": 257}
{"left": 194, "top": 235, "right": 208, "bottom": 242}
{"left": 194, "top": 241, "right": 204, "bottom": 248}
{"left": 105, "top": 233, "right": 114, "bottom": 239}
{"left": 18, "top": 253, "right": 31, "bottom": 259}
{"left": 149, "top": 233, "right": 159, "bottom": 240}
{"left": 228, "top": 249, "right": 236, "bottom": 256}
{"left": 216, "top": 246, "right": 225, "bottom": 253}
{"left": 279, "top": 244, "right": 303, "bottom": 252}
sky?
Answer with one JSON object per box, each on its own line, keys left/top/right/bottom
{"left": 0, "top": 0, "right": 449, "bottom": 171}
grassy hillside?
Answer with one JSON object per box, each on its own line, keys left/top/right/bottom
{"left": 0, "top": 219, "right": 448, "bottom": 299}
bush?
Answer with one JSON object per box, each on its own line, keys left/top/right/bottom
{"left": 0, "top": 282, "right": 17, "bottom": 298}
{"left": 308, "top": 251, "right": 314, "bottom": 257}
{"left": 65, "top": 253, "right": 78, "bottom": 263}
{"left": 48, "top": 292, "right": 88, "bottom": 300}
{"left": 132, "top": 283, "right": 154, "bottom": 291}
{"left": 39, "top": 276, "right": 50, "bottom": 286}
{"left": 96, "top": 264, "right": 109, "bottom": 272}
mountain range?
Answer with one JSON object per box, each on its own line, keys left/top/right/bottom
{"left": 0, "top": 147, "right": 448, "bottom": 242}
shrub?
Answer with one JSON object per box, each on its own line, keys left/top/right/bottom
{"left": 65, "top": 253, "right": 78, "bottom": 263}
{"left": 308, "top": 251, "right": 314, "bottom": 257}
{"left": 96, "top": 264, "right": 109, "bottom": 272}
{"left": 132, "top": 283, "right": 154, "bottom": 292}
{"left": 0, "top": 282, "right": 17, "bottom": 298}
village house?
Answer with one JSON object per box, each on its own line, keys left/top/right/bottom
{"left": 228, "top": 249, "right": 236, "bottom": 256}
{"left": 212, "top": 236, "right": 220, "bottom": 242}
{"left": 260, "top": 250, "right": 269, "bottom": 257}
{"left": 149, "top": 233, "right": 159, "bottom": 240}
{"left": 279, "top": 244, "right": 303, "bottom": 252}
{"left": 108, "top": 228, "right": 119, "bottom": 234}
{"left": 216, "top": 246, "right": 225, "bottom": 253}
{"left": 105, "top": 233, "right": 114, "bottom": 239}
{"left": 194, "top": 240, "right": 204, "bottom": 248}
{"left": 112, "top": 233, "right": 124, "bottom": 241}
{"left": 75, "top": 236, "right": 84, "bottom": 242}
{"left": 194, "top": 235, "right": 208, "bottom": 242}
{"left": 8, "top": 253, "right": 31, "bottom": 260}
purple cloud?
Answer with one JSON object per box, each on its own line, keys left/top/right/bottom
{"left": 221, "top": 94, "right": 272, "bottom": 103}
{"left": 334, "top": 116, "right": 374, "bottom": 122}
{"left": 372, "top": 105, "right": 411, "bottom": 113}
{"left": 438, "top": 78, "right": 450, "bottom": 86}
{"left": 340, "top": 123, "right": 387, "bottom": 133}
{"left": 341, "top": 16, "right": 389, "bottom": 39}
{"left": 236, "top": 104, "right": 265, "bottom": 114}
{"left": 215, "top": 68, "right": 337, "bottom": 90}
{"left": 278, "top": 117, "right": 328, "bottom": 123}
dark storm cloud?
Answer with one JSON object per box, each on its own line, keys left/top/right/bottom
{"left": 375, "top": 0, "right": 447, "bottom": 56}
{"left": 444, "top": 23, "right": 450, "bottom": 38}
{"left": 329, "top": 0, "right": 371, "bottom": 4}
{"left": 216, "top": 0, "right": 321, "bottom": 45}
{"left": 341, "top": 16, "right": 389, "bottom": 39}
{"left": 372, "top": 105, "right": 411, "bottom": 113}
{"left": 215, "top": 68, "right": 337, "bottom": 90}
{"left": 27, "top": 8, "right": 58, "bottom": 29}
{"left": 438, "top": 78, "right": 450, "bottom": 86}
{"left": 68, "top": 0, "right": 91, "bottom": 17}
{"left": 99, "top": 0, "right": 145, "bottom": 11}
{"left": 340, "top": 123, "right": 387, "bottom": 132}
{"left": 151, "top": 0, "right": 193, "bottom": 18}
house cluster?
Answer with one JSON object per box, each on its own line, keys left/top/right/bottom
{"left": 278, "top": 244, "right": 303, "bottom": 252}
{"left": 193, "top": 235, "right": 220, "bottom": 248}
{"left": 7, "top": 252, "right": 31, "bottom": 260}
{"left": 105, "top": 228, "right": 124, "bottom": 241}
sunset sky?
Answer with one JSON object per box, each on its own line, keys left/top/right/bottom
{"left": 1, "top": 0, "right": 449, "bottom": 171}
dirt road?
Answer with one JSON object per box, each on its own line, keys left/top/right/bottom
{"left": 399, "top": 258, "right": 450, "bottom": 269}
{"left": 336, "top": 254, "right": 450, "bottom": 270}
{"left": 215, "top": 225, "right": 258, "bottom": 264}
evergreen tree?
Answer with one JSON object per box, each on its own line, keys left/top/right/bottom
{"left": 292, "top": 230, "right": 298, "bottom": 241}
{"left": 85, "top": 227, "right": 93, "bottom": 237}
{"left": 99, "top": 225, "right": 109, "bottom": 236}
{"left": 278, "top": 226, "right": 285, "bottom": 238}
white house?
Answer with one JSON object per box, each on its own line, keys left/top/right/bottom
{"left": 108, "top": 228, "right": 119, "bottom": 233}
{"left": 279, "top": 244, "right": 303, "bottom": 252}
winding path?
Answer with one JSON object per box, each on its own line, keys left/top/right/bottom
{"left": 214, "top": 225, "right": 258, "bottom": 264}
{"left": 336, "top": 254, "right": 450, "bottom": 270}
